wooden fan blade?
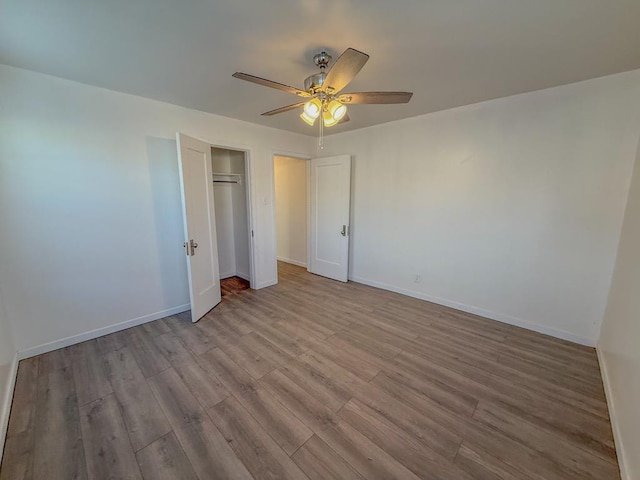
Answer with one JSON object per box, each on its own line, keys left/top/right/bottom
{"left": 322, "top": 48, "right": 370, "bottom": 94}
{"left": 338, "top": 92, "right": 413, "bottom": 104}
{"left": 261, "top": 101, "right": 307, "bottom": 116}
{"left": 233, "top": 72, "right": 311, "bottom": 97}
{"left": 337, "top": 113, "right": 350, "bottom": 124}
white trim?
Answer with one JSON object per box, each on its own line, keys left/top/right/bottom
{"left": 306, "top": 160, "right": 312, "bottom": 272}
{"left": 0, "top": 353, "right": 19, "bottom": 462}
{"left": 348, "top": 275, "right": 596, "bottom": 346}
{"left": 236, "top": 272, "right": 251, "bottom": 282}
{"left": 182, "top": 135, "right": 259, "bottom": 290}
{"left": 277, "top": 256, "right": 307, "bottom": 268}
{"left": 597, "top": 347, "right": 629, "bottom": 480}
{"left": 271, "top": 151, "right": 313, "bottom": 290}
{"left": 17, "top": 304, "right": 190, "bottom": 360}
{"left": 219, "top": 272, "right": 237, "bottom": 280}
{"left": 258, "top": 278, "right": 278, "bottom": 289}
{"left": 242, "top": 152, "right": 256, "bottom": 291}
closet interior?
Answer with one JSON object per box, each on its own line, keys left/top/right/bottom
{"left": 211, "top": 147, "right": 251, "bottom": 294}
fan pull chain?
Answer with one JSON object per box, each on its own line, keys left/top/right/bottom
{"left": 319, "top": 114, "right": 324, "bottom": 149}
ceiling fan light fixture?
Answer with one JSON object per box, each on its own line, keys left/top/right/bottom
{"left": 300, "top": 111, "right": 317, "bottom": 126}
{"left": 327, "top": 99, "right": 347, "bottom": 121}
{"left": 233, "top": 48, "right": 412, "bottom": 135}
{"left": 303, "top": 98, "right": 322, "bottom": 119}
{"left": 322, "top": 109, "right": 340, "bottom": 127}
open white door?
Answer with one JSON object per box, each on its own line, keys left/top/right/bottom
{"left": 309, "top": 155, "right": 351, "bottom": 282}
{"left": 176, "top": 133, "right": 221, "bottom": 322}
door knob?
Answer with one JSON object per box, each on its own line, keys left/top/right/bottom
{"left": 190, "top": 239, "right": 198, "bottom": 256}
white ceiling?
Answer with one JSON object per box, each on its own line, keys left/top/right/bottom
{"left": 2, "top": 0, "right": 640, "bottom": 136}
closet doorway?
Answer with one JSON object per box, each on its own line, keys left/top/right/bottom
{"left": 274, "top": 155, "right": 309, "bottom": 276}
{"left": 212, "top": 147, "right": 253, "bottom": 297}
{"left": 176, "top": 133, "right": 256, "bottom": 322}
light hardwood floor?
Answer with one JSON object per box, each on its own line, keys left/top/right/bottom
{"left": 0, "top": 262, "right": 620, "bottom": 479}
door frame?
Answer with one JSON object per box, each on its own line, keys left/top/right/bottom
{"left": 271, "top": 150, "right": 312, "bottom": 285}
{"left": 181, "top": 134, "right": 257, "bottom": 290}
{"left": 211, "top": 142, "right": 256, "bottom": 290}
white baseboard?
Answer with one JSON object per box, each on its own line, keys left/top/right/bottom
{"left": 277, "top": 257, "right": 307, "bottom": 268}
{"left": 17, "top": 303, "right": 190, "bottom": 360}
{"left": 257, "top": 278, "right": 278, "bottom": 289}
{"left": 236, "top": 271, "right": 251, "bottom": 282}
{"left": 348, "top": 275, "right": 595, "bottom": 347}
{"left": 596, "top": 348, "right": 629, "bottom": 480}
{"left": 0, "top": 353, "right": 19, "bottom": 462}
{"left": 221, "top": 272, "right": 250, "bottom": 283}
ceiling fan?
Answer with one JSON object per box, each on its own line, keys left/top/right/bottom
{"left": 232, "top": 48, "right": 413, "bottom": 128}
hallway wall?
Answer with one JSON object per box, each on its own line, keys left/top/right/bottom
{"left": 274, "top": 156, "right": 308, "bottom": 267}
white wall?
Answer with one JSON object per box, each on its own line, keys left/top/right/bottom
{"left": 598, "top": 138, "right": 640, "bottom": 480}
{"left": 319, "top": 69, "right": 640, "bottom": 345}
{"left": 0, "top": 64, "right": 314, "bottom": 356}
{"left": 2, "top": 61, "right": 640, "bottom": 358}
{"left": 274, "top": 156, "right": 308, "bottom": 267}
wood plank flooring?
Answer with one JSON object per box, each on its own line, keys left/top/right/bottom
{"left": 0, "top": 262, "right": 620, "bottom": 479}
{"left": 221, "top": 276, "right": 251, "bottom": 297}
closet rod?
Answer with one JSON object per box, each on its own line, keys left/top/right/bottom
{"left": 212, "top": 172, "right": 242, "bottom": 185}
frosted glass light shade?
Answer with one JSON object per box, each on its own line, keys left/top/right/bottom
{"left": 322, "top": 110, "right": 339, "bottom": 127}
{"left": 303, "top": 98, "right": 322, "bottom": 119}
{"left": 327, "top": 100, "right": 347, "bottom": 121}
{"left": 300, "top": 111, "right": 317, "bottom": 126}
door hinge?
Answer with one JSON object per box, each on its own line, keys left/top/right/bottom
{"left": 190, "top": 239, "right": 198, "bottom": 256}
{"left": 183, "top": 242, "right": 190, "bottom": 256}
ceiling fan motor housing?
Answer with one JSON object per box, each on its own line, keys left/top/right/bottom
{"left": 305, "top": 51, "right": 332, "bottom": 93}
{"left": 304, "top": 72, "right": 326, "bottom": 93}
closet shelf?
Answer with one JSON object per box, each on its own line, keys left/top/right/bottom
{"left": 213, "top": 173, "right": 242, "bottom": 185}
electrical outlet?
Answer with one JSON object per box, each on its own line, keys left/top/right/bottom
{"left": 414, "top": 274, "right": 421, "bottom": 284}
